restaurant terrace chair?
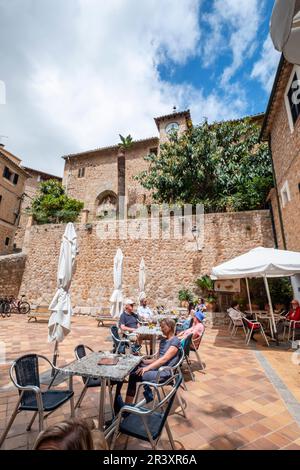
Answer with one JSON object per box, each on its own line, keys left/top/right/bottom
{"left": 190, "top": 327, "right": 205, "bottom": 371}
{"left": 0, "top": 354, "right": 74, "bottom": 448}
{"left": 109, "top": 374, "right": 182, "bottom": 450}
{"left": 181, "top": 333, "right": 195, "bottom": 382}
{"left": 74, "top": 344, "right": 115, "bottom": 412}
{"left": 242, "top": 318, "right": 269, "bottom": 347}
{"left": 228, "top": 312, "right": 247, "bottom": 338}
{"left": 283, "top": 320, "right": 300, "bottom": 342}
{"left": 110, "top": 325, "right": 134, "bottom": 354}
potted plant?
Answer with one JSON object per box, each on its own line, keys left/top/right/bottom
{"left": 206, "top": 295, "right": 217, "bottom": 312}
{"left": 178, "top": 288, "right": 193, "bottom": 308}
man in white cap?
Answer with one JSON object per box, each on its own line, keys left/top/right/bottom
{"left": 119, "top": 298, "right": 142, "bottom": 352}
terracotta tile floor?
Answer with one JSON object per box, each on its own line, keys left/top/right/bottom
{"left": 1, "top": 315, "right": 300, "bottom": 450}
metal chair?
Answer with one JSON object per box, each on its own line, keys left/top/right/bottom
{"left": 110, "top": 325, "right": 133, "bottom": 354}
{"left": 181, "top": 333, "right": 195, "bottom": 382}
{"left": 242, "top": 318, "right": 269, "bottom": 346}
{"left": 155, "top": 347, "right": 187, "bottom": 417}
{"left": 74, "top": 344, "right": 115, "bottom": 412}
{"left": 109, "top": 374, "right": 182, "bottom": 450}
{"left": 229, "top": 314, "right": 247, "bottom": 338}
{"left": 283, "top": 320, "right": 300, "bottom": 342}
{"left": 189, "top": 327, "right": 205, "bottom": 371}
{"left": 0, "top": 354, "right": 74, "bottom": 448}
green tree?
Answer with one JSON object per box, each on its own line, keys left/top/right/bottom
{"left": 118, "top": 134, "right": 134, "bottom": 153}
{"left": 135, "top": 118, "right": 273, "bottom": 212}
{"left": 30, "top": 179, "right": 84, "bottom": 224}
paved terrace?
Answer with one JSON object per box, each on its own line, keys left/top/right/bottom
{"left": 1, "top": 315, "right": 300, "bottom": 450}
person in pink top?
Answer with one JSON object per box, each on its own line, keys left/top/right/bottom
{"left": 177, "top": 311, "right": 204, "bottom": 348}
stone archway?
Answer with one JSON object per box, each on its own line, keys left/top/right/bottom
{"left": 95, "top": 190, "right": 118, "bottom": 220}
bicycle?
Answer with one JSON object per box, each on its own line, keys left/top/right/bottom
{"left": 0, "top": 297, "right": 11, "bottom": 318}
{"left": 7, "top": 295, "right": 31, "bottom": 314}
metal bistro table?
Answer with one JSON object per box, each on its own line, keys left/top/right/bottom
{"left": 58, "top": 352, "right": 142, "bottom": 430}
{"left": 136, "top": 325, "right": 162, "bottom": 355}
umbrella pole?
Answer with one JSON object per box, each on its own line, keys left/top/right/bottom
{"left": 245, "top": 278, "right": 252, "bottom": 317}
{"left": 263, "top": 275, "right": 279, "bottom": 345}
{"left": 52, "top": 340, "right": 59, "bottom": 377}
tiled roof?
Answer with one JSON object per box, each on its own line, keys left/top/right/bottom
{"left": 62, "top": 136, "right": 159, "bottom": 160}
{"left": 22, "top": 166, "right": 62, "bottom": 180}
{"left": 154, "top": 109, "right": 191, "bottom": 129}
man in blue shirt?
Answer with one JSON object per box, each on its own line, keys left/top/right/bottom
{"left": 119, "top": 298, "right": 142, "bottom": 352}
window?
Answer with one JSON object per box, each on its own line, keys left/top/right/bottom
{"left": 149, "top": 147, "right": 158, "bottom": 155}
{"left": 285, "top": 65, "right": 300, "bottom": 132}
{"left": 3, "top": 166, "right": 19, "bottom": 185}
{"left": 3, "top": 166, "right": 12, "bottom": 181}
{"left": 281, "top": 181, "right": 291, "bottom": 207}
{"left": 5, "top": 237, "right": 10, "bottom": 246}
{"left": 78, "top": 167, "right": 85, "bottom": 178}
{"left": 0, "top": 195, "right": 2, "bottom": 205}
{"left": 13, "top": 173, "right": 19, "bottom": 185}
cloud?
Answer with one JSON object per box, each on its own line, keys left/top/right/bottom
{"left": 0, "top": 0, "right": 205, "bottom": 174}
{"left": 251, "top": 35, "right": 281, "bottom": 93}
{"left": 203, "top": 0, "right": 263, "bottom": 85}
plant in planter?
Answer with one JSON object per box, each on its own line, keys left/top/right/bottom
{"left": 196, "top": 275, "right": 218, "bottom": 311}
{"left": 178, "top": 288, "right": 194, "bottom": 308}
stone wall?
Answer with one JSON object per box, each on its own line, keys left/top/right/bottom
{"left": 0, "top": 252, "right": 27, "bottom": 296}
{"left": 269, "top": 63, "right": 300, "bottom": 251}
{"left": 19, "top": 210, "right": 274, "bottom": 308}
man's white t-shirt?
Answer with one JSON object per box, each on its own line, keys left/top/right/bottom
{"left": 137, "top": 305, "right": 153, "bottom": 321}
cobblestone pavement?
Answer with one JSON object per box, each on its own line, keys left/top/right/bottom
{"left": 1, "top": 315, "right": 300, "bottom": 450}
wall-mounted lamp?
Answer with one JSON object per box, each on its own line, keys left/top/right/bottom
{"left": 191, "top": 225, "right": 201, "bottom": 251}
{"left": 85, "top": 223, "right": 93, "bottom": 233}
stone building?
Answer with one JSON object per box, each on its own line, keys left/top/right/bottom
{"left": 14, "top": 167, "right": 62, "bottom": 249}
{"left": 0, "top": 144, "right": 29, "bottom": 254}
{"left": 261, "top": 56, "right": 300, "bottom": 297}
{"left": 62, "top": 110, "right": 191, "bottom": 220}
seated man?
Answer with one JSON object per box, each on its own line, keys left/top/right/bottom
{"left": 177, "top": 310, "right": 205, "bottom": 349}
{"left": 137, "top": 296, "right": 153, "bottom": 322}
{"left": 114, "top": 318, "right": 180, "bottom": 410}
{"left": 228, "top": 301, "right": 245, "bottom": 323}
{"left": 119, "top": 298, "right": 142, "bottom": 352}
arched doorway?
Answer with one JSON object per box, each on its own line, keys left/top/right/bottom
{"left": 95, "top": 191, "right": 117, "bottom": 219}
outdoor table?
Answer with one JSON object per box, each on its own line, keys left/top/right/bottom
{"left": 136, "top": 325, "right": 162, "bottom": 354}
{"left": 153, "top": 314, "right": 178, "bottom": 321}
{"left": 58, "top": 351, "right": 142, "bottom": 429}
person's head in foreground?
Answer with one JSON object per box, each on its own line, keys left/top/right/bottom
{"left": 124, "top": 298, "right": 135, "bottom": 313}
{"left": 33, "top": 418, "right": 94, "bottom": 450}
{"left": 160, "top": 318, "right": 176, "bottom": 337}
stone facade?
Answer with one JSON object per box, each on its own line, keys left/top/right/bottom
{"left": 262, "top": 60, "right": 300, "bottom": 251}
{"left": 62, "top": 110, "right": 191, "bottom": 220}
{"left": 0, "top": 145, "right": 29, "bottom": 255}
{"left": 18, "top": 210, "right": 274, "bottom": 308}
{"left": 0, "top": 252, "right": 27, "bottom": 297}
{"left": 14, "top": 167, "right": 61, "bottom": 250}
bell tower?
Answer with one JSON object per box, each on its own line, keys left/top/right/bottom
{"left": 154, "top": 108, "right": 192, "bottom": 144}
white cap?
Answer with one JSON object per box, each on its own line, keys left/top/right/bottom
{"left": 124, "top": 298, "right": 135, "bottom": 305}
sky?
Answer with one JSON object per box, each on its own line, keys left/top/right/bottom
{"left": 0, "top": 0, "right": 280, "bottom": 176}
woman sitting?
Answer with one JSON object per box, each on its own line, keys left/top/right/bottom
{"left": 177, "top": 311, "right": 205, "bottom": 349}
{"left": 114, "top": 318, "right": 180, "bottom": 410}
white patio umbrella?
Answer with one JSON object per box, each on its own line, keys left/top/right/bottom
{"left": 138, "top": 258, "right": 146, "bottom": 302}
{"left": 211, "top": 246, "right": 300, "bottom": 338}
{"left": 270, "top": 0, "right": 300, "bottom": 64}
{"left": 48, "top": 223, "right": 77, "bottom": 366}
{"left": 110, "top": 248, "right": 124, "bottom": 318}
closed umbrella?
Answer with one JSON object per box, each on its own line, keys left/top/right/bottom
{"left": 270, "top": 0, "right": 300, "bottom": 64}
{"left": 110, "top": 248, "right": 123, "bottom": 318}
{"left": 138, "top": 258, "right": 146, "bottom": 302}
{"left": 48, "top": 223, "right": 77, "bottom": 367}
